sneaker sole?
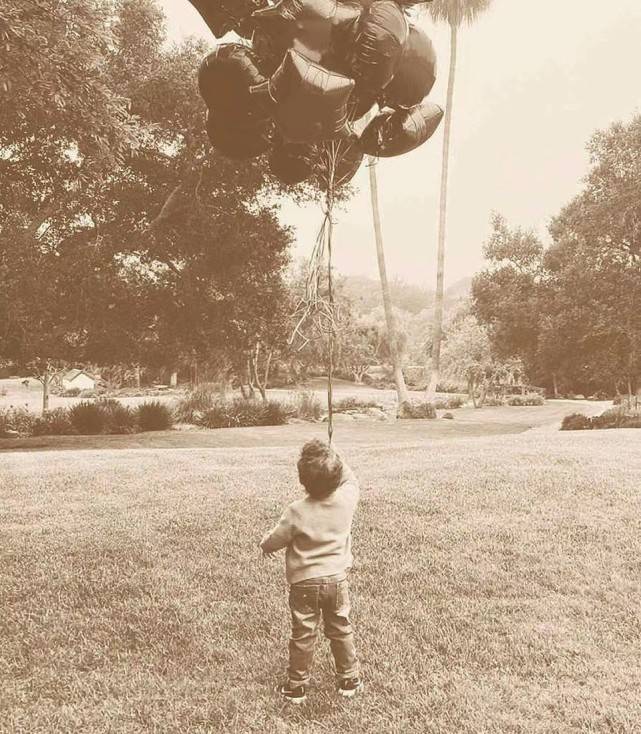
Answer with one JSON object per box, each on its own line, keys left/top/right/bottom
{"left": 275, "top": 685, "right": 307, "bottom": 704}
{"left": 339, "top": 682, "right": 364, "bottom": 698}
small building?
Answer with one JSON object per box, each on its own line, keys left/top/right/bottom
{"left": 61, "top": 369, "right": 96, "bottom": 392}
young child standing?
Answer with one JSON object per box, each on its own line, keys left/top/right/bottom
{"left": 260, "top": 439, "right": 363, "bottom": 704}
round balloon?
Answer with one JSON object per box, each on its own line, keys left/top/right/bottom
{"left": 254, "top": 49, "right": 355, "bottom": 143}
{"left": 205, "top": 110, "right": 273, "bottom": 159}
{"left": 359, "top": 100, "right": 444, "bottom": 157}
{"left": 198, "top": 43, "right": 269, "bottom": 122}
{"left": 269, "top": 138, "right": 315, "bottom": 185}
{"left": 383, "top": 24, "right": 437, "bottom": 109}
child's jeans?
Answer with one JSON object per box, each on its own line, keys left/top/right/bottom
{"left": 287, "top": 573, "right": 359, "bottom": 687}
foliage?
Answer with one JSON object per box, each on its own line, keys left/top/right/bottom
{"left": 197, "top": 398, "right": 288, "bottom": 429}
{"left": 295, "top": 391, "right": 323, "bottom": 421}
{"left": 562, "top": 408, "right": 641, "bottom": 431}
{"left": 0, "top": 406, "right": 36, "bottom": 436}
{"left": 398, "top": 401, "right": 437, "bottom": 420}
{"left": 174, "top": 384, "right": 222, "bottom": 424}
{"left": 136, "top": 401, "right": 174, "bottom": 432}
{"left": 100, "top": 399, "right": 138, "bottom": 435}
{"left": 31, "top": 409, "right": 76, "bottom": 437}
{"left": 432, "top": 395, "right": 466, "bottom": 410}
{"left": 505, "top": 393, "right": 545, "bottom": 407}
{"left": 68, "top": 402, "right": 106, "bottom": 435}
{"left": 474, "top": 117, "right": 641, "bottom": 398}
{"left": 333, "top": 397, "right": 383, "bottom": 413}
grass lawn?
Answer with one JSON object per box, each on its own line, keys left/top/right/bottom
{"left": 1, "top": 426, "right": 640, "bottom": 732}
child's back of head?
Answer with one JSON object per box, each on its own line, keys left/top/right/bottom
{"left": 297, "top": 439, "right": 343, "bottom": 499}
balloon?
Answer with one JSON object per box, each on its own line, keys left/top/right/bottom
{"left": 253, "top": 49, "right": 355, "bottom": 143}
{"left": 383, "top": 25, "right": 437, "bottom": 109}
{"left": 317, "top": 135, "right": 364, "bottom": 187}
{"left": 350, "top": 0, "right": 408, "bottom": 115}
{"left": 205, "top": 110, "right": 272, "bottom": 159}
{"left": 198, "top": 44, "right": 270, "bottom": 122}
{"left": 359, "top": 100, "right": 444, "bottom": 157}
{"left": 270, "top": 139, "right": 315, "bottom": 184}
{"left": 269, "top": 134, "right": 363, "bottom": 187}
{"left": 251, "top": 0, "right": 360, "bottom": 71}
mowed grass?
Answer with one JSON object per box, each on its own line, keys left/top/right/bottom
{"left": 1, "top": 429, "right": 640, "bottom": 733}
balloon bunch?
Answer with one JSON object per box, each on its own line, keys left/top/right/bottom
{"left": 198, "top": 0, "right": 444, "bottom": 188}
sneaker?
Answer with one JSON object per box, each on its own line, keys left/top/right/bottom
{"left": 276, "top": 681, "right": 307, "bottom": 704}
{"left": 338, "top": 677, "right": 363, "bottom": 698}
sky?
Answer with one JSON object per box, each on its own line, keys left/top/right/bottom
{"left": 159, "top": 0, "right": 641, "bottom": 287}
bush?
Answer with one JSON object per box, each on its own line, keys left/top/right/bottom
{"left": 483, "top": 396, "right": 506, "bottom": 407}
{"left": 99, "top": 399, "right": 137, "bottom": 434}
{"left": 174, "top": 383, "right": 221, "bottom": 423}
{"left": 561, "top": 413, "right": 593, "bottom": 431}
{"left": 333, "top": 396, "right": 382, "bottom": 413}
{"left": 32, "top": 408, "right": 75, "bottom": 436}
{"left": 136, "top": 401, "right": 173, "bottom": 432}
{"left": 398, "top": 400, "right": 437, "bottom": 420}
{"left": 433, "top": 395, "right": 466, "bottom": 410}
{"left": 0, "top": 406, "right": 36, "bottom": 436}
{"left": 68, "top": 401, "right": 106, "bottom": 435}
{"left": 61, "top": 387, "right": 81, "bottom": 397}
{"left": 295, "top": 391, "right": 322, "bottom": 421}
{"left": 197, "top": 398, "right": 288, "bottom": 429}
{"left": 506, "top": 393, "right": 546, "bottom": 407}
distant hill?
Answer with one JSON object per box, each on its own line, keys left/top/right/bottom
{"left": 341, "top": 274, "right": 471, "bottom": 317}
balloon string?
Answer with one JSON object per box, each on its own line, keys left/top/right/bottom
{"left": 326, "top": 142, "right": 339, "bottom": 445}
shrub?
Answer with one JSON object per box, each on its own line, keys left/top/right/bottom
{"left": 433, "top": 395, "right": 466, "bottom": 410}
{"left": 506, "top": 393, "right": 545, "bottom": 407}
{"left": 483, "top": 396, "right": 506, "bottom": 407}
{"left": 136, "top": 401, "right": 173, "bottom": 432}
{"left": 333, "top": 396, "right": 382, "bottom": 413}
{"left": 197, "top": 398, "right": 288, "bottom": 429}
{"left": 69, "top": 401, "right": 105, "bottom": 435}
{"left": 0, "top": 406, "right": 36, "bottom": 436}
{"left": 174, "top": 383, "right": 221, "bottom": 423}
{"left": 561, "top": 413, "right": 593, "bottom": 431}
{"left": 61, "top": 387, "right": 81, "bottom": 397}
{"left": 295, "top": 391, "right": 322, "bottom": 421}
{"left": 32, "top": 408, "right": 75, "bottom": 436}
{"left": 99, "top": 399, "right": 137, "bottom": 434}
{"left": 398, "top": 400, "right": 436, "bottom": 420}
{"left": 79, "top": 389, "right": 98, "bottom": 399}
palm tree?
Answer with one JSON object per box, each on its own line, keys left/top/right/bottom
{"left": 368, "top": 158, "right": 411, "bottom": 408}
{"left": 426, "top": 0, "right": 492, "bottom": 398}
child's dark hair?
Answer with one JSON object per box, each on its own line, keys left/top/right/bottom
{"left": 297, "top": 439, "right": 343, "bottom": 499}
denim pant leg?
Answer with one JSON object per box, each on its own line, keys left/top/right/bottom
{"left": 288, "top": 584, "right": 321, "bottom": 686}
{"left": 322, "top": 580, "right": 359, "bottom": 681}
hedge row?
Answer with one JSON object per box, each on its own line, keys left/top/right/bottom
{"left": 561, "top": 408, "right": 641, "bottom": 431}
{"left": 0, "top": 400, "right": 173, "bottom": 437}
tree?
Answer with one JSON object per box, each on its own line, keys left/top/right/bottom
{"left": 440, "top": 313, "right": 493, "bottom": 407}
{"left": 426, "top": 0, "right": 492, "bottom": 397}
{"left": 368, "top": 160, "right": 410, "bottom": 406}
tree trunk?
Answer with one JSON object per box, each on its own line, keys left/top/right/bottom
{"left": 170, "top": 370, "right": 178, "bottom": 388}
{"left": 134, "top": 364, "right": 141, "bottom": 389}
{"left": 627, "top": 375, "right": 633, "bottom": 405}
{"left": 42, "top": 371, "right": 50, "bottom": 415}
{"left": 368, "top": 159, "right": 410, "bottom": 408}
{"left": 552, "top": 373, "right": 559, "bottom": 399}
{"left": 427, "top": 22, "right": 458, "bottom": 398}
{"left": 468, "top": 377, "right": 478, "bottom": 409}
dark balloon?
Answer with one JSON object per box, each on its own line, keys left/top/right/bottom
{"left": 205, "top": 110, "right": 272, "bottom": 159}
{"left": 198, "top": 44, "right": 270, "bottom": 122}
{"left": 384, "top": 25, "right": 437, "bottom": 109}
{"left": 251, "top": 0, "right": 360, "bottom": 72}
{"left": 256, "top": 49, "right": 355, "bottom": 143}
{"left": 270, "top": 139, "right": 315, "bottom": 184}
{"left": 317, "top": 135, "right": 364, "bottom": 187}
{"left": 350, "top": 0, "right": 408, "bottom": 114}
{"left": 187, "top": 0, "right": 270, "bottom": 38}
{"left": 359, "top": 100, "right": 444, "bottom": 157}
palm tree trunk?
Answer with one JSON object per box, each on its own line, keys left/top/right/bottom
{"left": 427, "top": 22, "right": 459, "bottom": 398}
{"left": 368, "top": 158, "right": 410, "bottom": 407}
